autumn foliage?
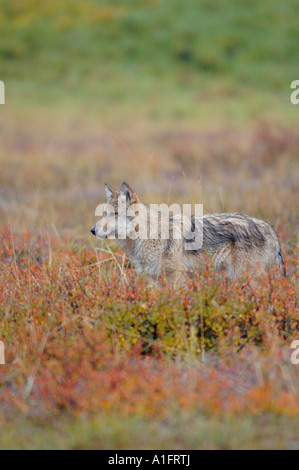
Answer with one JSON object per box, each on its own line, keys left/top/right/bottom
{"left": 0, "top": 226, "right": 298, "bottom": 421}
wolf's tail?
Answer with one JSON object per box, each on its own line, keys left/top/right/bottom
{"left": 276, "top": 244, "right": 286, "bottom": 277}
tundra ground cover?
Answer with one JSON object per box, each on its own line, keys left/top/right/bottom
{"left": 0, "top": 223, "right": 298, "bottom": 449}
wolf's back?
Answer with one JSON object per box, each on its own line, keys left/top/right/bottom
{"left": 184, "top": 213, "right": 285, "bottom": 278}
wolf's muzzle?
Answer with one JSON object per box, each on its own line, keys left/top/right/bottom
{"left": 90, "top": 226, "right": 96, "bottom": 236}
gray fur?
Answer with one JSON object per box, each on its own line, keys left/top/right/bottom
{"left": 91, "top": 183, "right": 286, "bottom": 284}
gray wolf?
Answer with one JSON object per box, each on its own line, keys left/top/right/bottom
{"left": 91, "top": 182, "right": 286, "bottom": 284}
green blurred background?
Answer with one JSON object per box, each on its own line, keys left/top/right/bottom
{"left": 1, "top": 0, "right": 298, "bottom": 122}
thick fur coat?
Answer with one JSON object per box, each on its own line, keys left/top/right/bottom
{"left": 91, "top": 183, "right": 285, "bottom": 284}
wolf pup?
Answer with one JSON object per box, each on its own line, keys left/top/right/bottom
{"left": 91, "top": 182, "right": 286, "bottom": 284}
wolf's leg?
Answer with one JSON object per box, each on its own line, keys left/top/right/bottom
{"left": 212, "top": 244, "right": 232, "bottom": 272}
{"left": 164, "top": 269, "right": 184, "bottom": 288}
{"left": 146, "top": 278, "right": 159, "bottom": 289}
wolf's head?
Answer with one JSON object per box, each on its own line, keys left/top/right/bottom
{"left": 90, "top": 182, "right": 140, "bottom": 239}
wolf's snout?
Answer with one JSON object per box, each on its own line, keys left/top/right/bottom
{"left": 90, "top": 226, "right": 96, "bottom": 236}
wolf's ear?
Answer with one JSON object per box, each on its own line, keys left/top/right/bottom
{"left": 105, "top": 182, "right": 115, "bottom": 199}
{"left": 120, "top": 182, "right": 138, "bottom": 206}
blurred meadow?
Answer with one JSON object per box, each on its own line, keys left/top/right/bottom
{"left": 0, "top": 0, "right": 298, "bottom": 450}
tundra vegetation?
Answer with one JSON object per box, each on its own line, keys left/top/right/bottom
{"left": 0, "top": 0, "right": 298, "bottom": 449}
